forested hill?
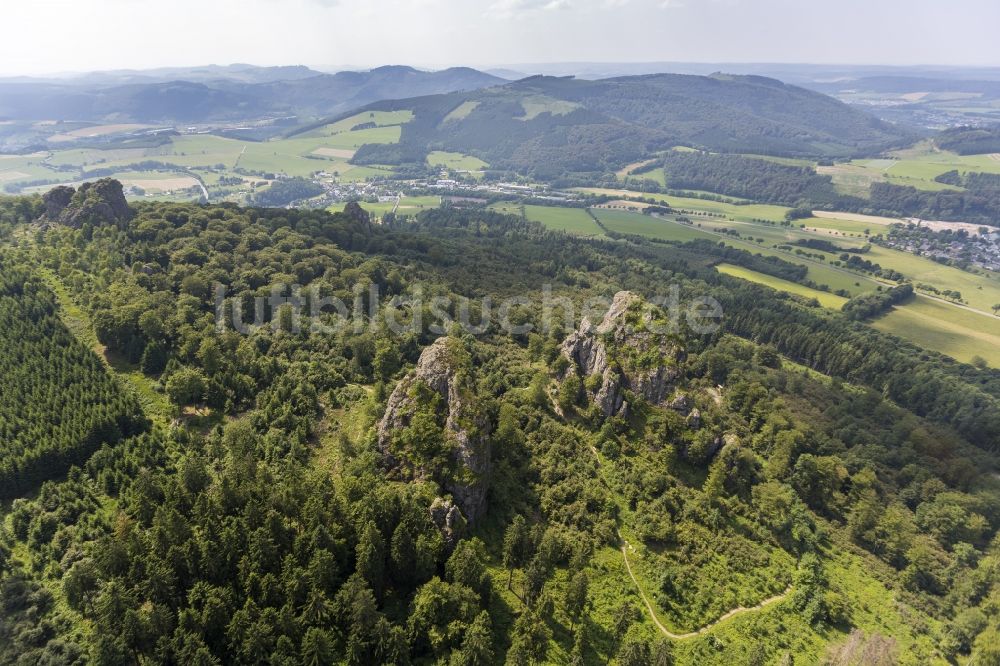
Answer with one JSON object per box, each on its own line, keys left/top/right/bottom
{"left": 343, "top": 73, "right": 915, "bottom": 177}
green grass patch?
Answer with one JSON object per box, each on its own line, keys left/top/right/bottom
{"left": 716, "top": 264, "right": 849, "bottom": 309}
{"left": 302, "top": 110, "right": 414, "bottom": 138}
{"left": 593, "top": 209, "right": 718, "bottom": 242}
{"left": 442, "top": 101, "right": 481, "bottom": 123}
{"left": 872, "top": 295, "right": 1000, "bottom": 367}
{"left": 518, "top": 95, "right": 581, "bottom": 120}
{"left": 524, "top": 205, "right": 603, "bottom": 236}
{"left": 427, "top": 150, "right": 488, "bottom": 171}
{"left": 575, "top": 188, "right": 791, "bottom": 223}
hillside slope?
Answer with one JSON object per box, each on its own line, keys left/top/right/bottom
{"left": 344, "top": 73, "right": 914, "bottom": 177}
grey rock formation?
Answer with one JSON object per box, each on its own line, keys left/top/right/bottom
{"left": 42, "top": 186, "right": 75, "bottom": 220}
{"left": 668, "top": 392, "right": 691, "bottom": 414}
{"left": 429, "top": 497, "right": 467, "bottom": 550}
{"left": 560, "top": 291, "right": 685, "bottom": 418}
{"left": 42, "top": 178, "right": 132, "bottom": 228}
{"left": 377, "top": 337, "right": 491, "bottom": 523}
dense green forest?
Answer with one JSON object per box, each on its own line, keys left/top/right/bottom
{"left": 936, "top": 126, "right": 1000, "bottom": 155}
{"left": 1, "top": 190, "right": 1000, "bottom": 664}
{"left": 661, "top": 152, "right": 846, "bottom": 207}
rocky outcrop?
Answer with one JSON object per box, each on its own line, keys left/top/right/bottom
{"left": 42, "top": 178, "right": 132, "bottom": 229}
{"left": 343, "top": 201, "right": 371, "bottom": 228}
{"left": 377, "top": 337, "right": 491, "bottom": 523}
{"left": 560, "top": 291, "right": 685, "bottom": 418}
{"left": 42, "top": 186, "right": 75, "bottom": 220}
{"left": 429, "top": 497, "right": 467, "bottom": 550}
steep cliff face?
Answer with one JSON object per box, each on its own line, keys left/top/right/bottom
{"left": 377, "top": 337, "right": 491, "bottom": 524}
{"left": 42, "top": 178, "right": 132, "bottom": 228}
{"left": 561, "top": 291, "right": 685, "bottom": 418}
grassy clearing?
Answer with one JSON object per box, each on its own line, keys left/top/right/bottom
{"left": 427, "top": 150, "right": 488, "bottom": 171}
{"left": 34, "top": 266, "right": 173, "bottom": 426}
{"left": 518, "top": 95, "right": 581, "bottom": 120}
{"left": 716, "top": 264, "right": 849, "bottom": 309}
{"left": 621, "top": 167, "right": 667, "bottom": 186}
{"left": 302, "top": 110, "right": 414, "bottom": 138}
{"left": 442, "top": 100, "right": 480, "bottom": 123}
{"left": 873, "top": 295, "right": 1000, "bottom": 367}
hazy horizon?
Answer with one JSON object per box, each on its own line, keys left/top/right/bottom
{"left": 3, "top": 0, "right": 999, "bottom": 77}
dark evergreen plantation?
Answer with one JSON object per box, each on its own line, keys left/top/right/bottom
{"left": 0, "top": 255, "right": 146, "bottom": 497}
{"left": 0, "top": 192, "right": 999, "bottom": 664}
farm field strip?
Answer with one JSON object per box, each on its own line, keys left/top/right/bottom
{"left": 574, "top": 187, "right": 791, "bottom": 222}
{"left": 524, "top": 205, "right": 603, "bottom": 235}
{"left": 715, "top": 264, "right": 850, "bottom": 309}
{"left": 872, "top": 295, "right": 1000, "bottom": 367}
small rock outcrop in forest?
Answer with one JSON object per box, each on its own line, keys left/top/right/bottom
{"left": 377, "top": 337, "right": 491, "bottom": 524}
{"left": 42, "top": 178, "right": 132, "bottom": 228}
{"left": 560, "top": 290, "right": 685, "bottom": 417}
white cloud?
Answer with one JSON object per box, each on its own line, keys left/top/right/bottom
{"left": 488, "top": 0, "right": 573, "bottom": 19}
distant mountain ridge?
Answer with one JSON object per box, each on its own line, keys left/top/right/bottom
{"left": 0, "top": 65, "right": 504, "bottom": 123}
{"left": 0, "top": 63, "right": 326, "bottom": 87}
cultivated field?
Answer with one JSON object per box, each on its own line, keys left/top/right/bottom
{"left": 0, "top": 111, "right": 412, "bottom": 199}
{"left": 592, "top": 208, "right": 718, "bottom": 242}
{"left": 47, "top": 123, "right": 151, "bottom": 143}
{"left": 575, "top": 188, "right": 790, "bottom": 223}
{"left": 524, "top": 205, "right": 603, "bottom": 236}
{"left": 330, "top": 195, "right": 440, "bottom": 219}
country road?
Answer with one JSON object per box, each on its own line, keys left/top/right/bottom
{"left": 584, "top": 430, "right": 793, "bottom": 641}
{"left": 618, "top": 531, "right": 792, "bottom": 640}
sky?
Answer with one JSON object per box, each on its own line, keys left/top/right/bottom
{"left": 3, "top": 0, "right": 999, "bottom": 76}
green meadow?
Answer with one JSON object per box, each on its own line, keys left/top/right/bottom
{"left": 575, "top": 188, "right": 791, "bottom": 222}
{"left": 427, "top": 150, "right": 488, "bottom": 171}
{"left": 823, "top": 142, "right": 1000, "bottom": 195}
{"left": 517, "top": 95, "right": 581, "bottom": 120}
{"left": 872, "top": 296, "right": 1000, "bottom": 367}
{"left": 441, "top": 101, "right": 480, "bottom": 123}
{"left": 523, "top": 205, "right": 603, "bottom": 235}
{"left": 487, "top": 203, "right": 606, "bottom": 236}
{"left": 716, "top": 264, "right": 850, "bottom": 309}
{"left": 592, "top": 208, "right": 718, "bottom": 242}
{"left": 330, "top": 195, "right": 441, "bottom": 219}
